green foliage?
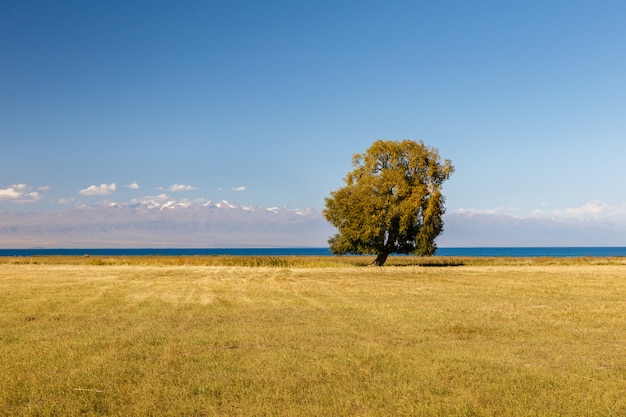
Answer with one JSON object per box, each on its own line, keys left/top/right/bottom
{"left": 324, "top": 139, "right": 453, "bottom": 264}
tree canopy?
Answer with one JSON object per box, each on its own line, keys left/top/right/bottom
{"left": 323, "top": 140, "right": 454, "bottom": 266}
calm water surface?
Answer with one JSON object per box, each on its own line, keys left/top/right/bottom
{"left": 2, "top": 247, "right": 626, "bottom": 257}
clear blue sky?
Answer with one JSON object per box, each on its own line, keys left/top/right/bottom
{"left": 2, "top": 0, "right": 626, "bottom": 219}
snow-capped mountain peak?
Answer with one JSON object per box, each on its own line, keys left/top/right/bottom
{"left": 159, "top": 200, "right": 192, "bottom": 210}
{"left": 0, "top": 199, "right": 334, "bottom": 248}
{"left": 293, "top": 208, "right": 314, "bottom": 216}
{"left": 137, "top": 199, "right": 163, "bottom": 210}
{"left": 214, "top": 200, "right": 238, "bottom": 209}
{"left": 265, "top": 206, "right": 311, "bottom": 215}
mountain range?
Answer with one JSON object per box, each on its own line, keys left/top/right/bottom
{"left": 438, "top": 211, "right": 626, "bottom": 247}
{"left": 0, "top": 200, "right": 335, "bottom": 248}
{"left": 1, "top": 200, "right": 625, "bottom": 248}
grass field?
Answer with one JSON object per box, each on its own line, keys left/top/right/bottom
{"left": 1, "top": 256, "right": 625, "bottom": 416}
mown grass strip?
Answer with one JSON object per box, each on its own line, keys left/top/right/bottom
{"left": 1, "top": 261, "right": 625, "bottom": 415}
{"left": 3, "top": 254, "right": 626, "bottom": 267}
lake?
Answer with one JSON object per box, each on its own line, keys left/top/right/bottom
{"left": 2, "top": 247, "right": 626, "bottom": 257}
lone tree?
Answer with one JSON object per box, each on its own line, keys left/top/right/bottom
{"left": 323, "top": 139, "right": 454, "bottom": 266}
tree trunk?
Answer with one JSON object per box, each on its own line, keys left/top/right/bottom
{"left": 372, "top": 233, "right": 395, "bottom": 266}
{"left": 371, "top": 251, "right": 390, "bottom": 266}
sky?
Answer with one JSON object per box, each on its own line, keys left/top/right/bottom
{"left": 2, "top": 1, "right": 626, "bottom": 227}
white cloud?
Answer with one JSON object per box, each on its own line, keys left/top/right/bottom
{"left": 133, "top": 193, "right": 170, "bottom": 203}
{"left": 551, "top": 201, "right": 605, "bottom": 217}
{"left": 16, "top": 192, "right": 41, "bottom": 203}
{"left": 457, "top": 201, "right": 626, "bottom": 225}
{"left": 545, "top": 201, "right": 626, "bottom": 223}
{"left": 0, "top": 185, "right": 24, "bottom": 200}
{"left": 452, "top": 206, "right": 521, "bottom": 217}
{"left": 159, "top": 184, "right": 197, "bottom": 192}
{"left": 232, "top": 186, "right": 246, "bottom": 192}
{"left": 57, "top": 197, "right": 75, "bottom": 205}
{"left": 125, "top": 181, "right": 140, "bottom": 190}
{"left": 79, "top": 183, "right": 117, "bottom": 196}
{"left": 0, "top": 184, "right": 43, "bottom": 203}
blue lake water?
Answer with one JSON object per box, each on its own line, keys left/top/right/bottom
{"left": 1, "top": 247, "right": 626, "bottom": 257}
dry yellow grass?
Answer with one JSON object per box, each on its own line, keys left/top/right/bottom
{"left": 1, "top": 258, "right": 625, "bottom": 416}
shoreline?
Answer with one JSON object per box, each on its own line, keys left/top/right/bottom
{"left": 2, "top": 254, "right": 626, "bottom": 267}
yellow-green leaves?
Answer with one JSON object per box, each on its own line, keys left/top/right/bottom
{"left": 323, "top": 139, "right": 453, "bottom": 264}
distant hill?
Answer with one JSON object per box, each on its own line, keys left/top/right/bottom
{"left": 438, "top": 211, "right": 626, "bottom": 247}
{"left": 0, "top": 200, "right": 335, "bottom": 248}
{"left": 2, "top": 201, "right": 624, "bottom": 248}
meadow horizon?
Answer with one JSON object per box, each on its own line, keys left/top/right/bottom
{"left": 1, "top": 256, "right": 625, "bottom": 416}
